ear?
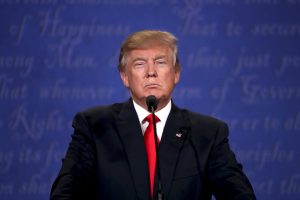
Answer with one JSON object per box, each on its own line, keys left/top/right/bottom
{"left": 120, "top": 71, "right": 129, "bottom": 87}
{"left": 174, "top": 68, "right": 180, "bottom": 84}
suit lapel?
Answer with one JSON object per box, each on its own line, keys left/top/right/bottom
{"left": 159, "top": 104, "right": 190, "bottom": 198}
{"left": 116, "top": 99, "right": 151, "bottom": 200}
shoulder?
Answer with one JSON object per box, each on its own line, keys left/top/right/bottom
{"left": 187, "top": 110, "right": 226, "bottom": 128}
{"left": 72, "top": 101, "right": 125, "bottom": 128}
{"left": 174, "top": 102, "right": 226, "bottom": 127}
{"left": 80, "top": 102, "right": 123, "bottom": 118}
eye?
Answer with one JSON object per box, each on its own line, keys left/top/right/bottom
{"left": 155, "top": 59, "right": 167, "bottom": 66}
{"left": 133, "top": 60, "right": 146, "bottom": 68}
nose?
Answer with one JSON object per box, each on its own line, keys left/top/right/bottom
{"left": 146, "top": 62, "right": 157, "bottom": 78}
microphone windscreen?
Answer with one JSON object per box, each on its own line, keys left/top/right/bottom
{"left": 146, "top": 95, "right": 158, "bottom": 112}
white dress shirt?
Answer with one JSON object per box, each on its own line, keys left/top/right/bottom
{"left": 132, "top": 99, "right": 171, "bottom": 140}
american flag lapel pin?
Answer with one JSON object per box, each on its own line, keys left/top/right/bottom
{"left": 175, "top": 132, "right": 182, "bottom": 138}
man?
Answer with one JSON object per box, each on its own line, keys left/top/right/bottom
{"left": 51, "top": 30, "right": 256, "bottom": 200}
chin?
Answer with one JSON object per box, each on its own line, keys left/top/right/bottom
{"left": 145, "top": 93, "right": 160, "bottom": 98}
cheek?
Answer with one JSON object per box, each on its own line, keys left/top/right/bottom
{"left": 128, "top": 75, "right": 143, "bottom": 89}
{"left": 165, "top": 72, "right": 179, "bottom": 83}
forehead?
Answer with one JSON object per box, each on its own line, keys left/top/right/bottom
{"left": 128, "top": 46, "right": 171, "bottom": 60}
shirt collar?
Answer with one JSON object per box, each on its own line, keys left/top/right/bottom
{"left": 132, "top": 99, "right": 172, "bottom": 125}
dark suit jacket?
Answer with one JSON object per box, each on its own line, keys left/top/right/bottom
{"left": 50, "top": 99, "right": 256, "bottom": 200}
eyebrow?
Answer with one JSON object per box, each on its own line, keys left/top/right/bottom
{"left": 131, "top": 55, "right": 168, "bottom": 63}
{"left": 131, "top": 57, "right": 147, "bottom": 63}
{"left": 153, "top": 55, "right": 168, "bottom": 60}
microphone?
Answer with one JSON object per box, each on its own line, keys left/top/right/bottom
{"left": 146, "top": 95, "right": 158, "bottom": 112}
{"left": 145, "top": 95, "right": 164, "bottom": 200}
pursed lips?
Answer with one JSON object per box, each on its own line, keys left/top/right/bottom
{"left": 144, "top": 83, "right": 161, "bottom": 88}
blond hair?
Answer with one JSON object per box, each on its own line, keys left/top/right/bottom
{"left": 118, "top": 30, "right": 180, "bottom": 71}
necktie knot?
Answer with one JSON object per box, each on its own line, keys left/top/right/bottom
{"left": 144, "top": 114, "right": 160, "bottom": 124}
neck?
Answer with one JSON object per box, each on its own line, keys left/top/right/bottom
{"left": 132, "top": 97, "right": 170, "bottom": 112}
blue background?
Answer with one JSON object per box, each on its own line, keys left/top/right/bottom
{"left": 1, "top": 0, "right": 300, "bottom": 199}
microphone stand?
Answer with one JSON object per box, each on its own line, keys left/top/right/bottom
{"left": 150, "top": 106, "right": 164, "bottom": 200}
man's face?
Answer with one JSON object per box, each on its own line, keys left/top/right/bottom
{"left": 120, "top": 46, "right": 180, "bottom": 110}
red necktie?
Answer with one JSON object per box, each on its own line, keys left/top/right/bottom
{"left": 143, "top": 114, "right": 160, "bottom": 199}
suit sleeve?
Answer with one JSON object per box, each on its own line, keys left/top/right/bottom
{"left": 207, "top": 122, "right": 256, "bottom": 200}
{"left": 50, "top": 112, "right": 97, "bottom": 200}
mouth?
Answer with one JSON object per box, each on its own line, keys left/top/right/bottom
{"left": 144, "top": 84, "right": 160, "bottom": 89}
